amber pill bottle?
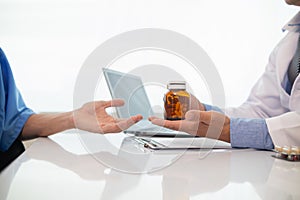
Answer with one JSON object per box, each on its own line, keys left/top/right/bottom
{"left": 164, "top": 81, "right": 190, "bottom": 120}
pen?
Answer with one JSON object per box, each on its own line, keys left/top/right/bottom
{"left": 140, "top": 138, "right": 157, "bottom": 147}
{"left": 133, "top": 138, "right": 158, "bottom": 149}
{"left": 133, "top": 138, "right": 147, "bottom": 146}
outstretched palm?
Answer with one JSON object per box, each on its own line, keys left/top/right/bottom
{"left": 74, "top": 99, "right": 142, "bottom": 133}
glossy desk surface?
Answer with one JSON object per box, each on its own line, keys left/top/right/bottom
{"left": 1, "top": 131, "right": 300, "bottom": 200}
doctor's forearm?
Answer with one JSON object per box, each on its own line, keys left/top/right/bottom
{"left": 21, "top": 113, "right": 75, "bottom": 140}
{"left": 202, "top": 104, "right": 274, "bottom": 149}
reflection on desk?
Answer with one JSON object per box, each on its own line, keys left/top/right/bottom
{"left": 0, "top": 131, "right": 300, "bottom": 200}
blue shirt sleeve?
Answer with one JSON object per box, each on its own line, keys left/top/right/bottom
{"left": 203, "top": 103, "right": 274, "bottom": 150}
{"left": 203, "top": 103, "right": 223, "bottom": 113}
{"left": 0, "top": 48, "right": 34, "bottom": 152}
{"left": 230, "top": 118, "right": 274, "bottom": 150}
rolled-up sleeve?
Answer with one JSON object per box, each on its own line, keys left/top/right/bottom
{"left": 230, "top": 118, "right": 274, "bottom": 150}
{"left": 0, "top": 48, "right": 34, "bottom": 152}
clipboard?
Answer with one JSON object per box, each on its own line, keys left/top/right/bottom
{"left": 133, "top": 137, "right": 232, "bottom": 150}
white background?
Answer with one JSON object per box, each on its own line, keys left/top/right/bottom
{"left": 0, "top": 0, "right": 298, "bottom": 112}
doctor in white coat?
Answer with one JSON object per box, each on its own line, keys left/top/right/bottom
{"left": 149, "top": 0, "right": 300, "bottom": 149}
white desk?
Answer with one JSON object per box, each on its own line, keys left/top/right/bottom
{"left": 1, "top": 131, "right": 300, "bottom": 200}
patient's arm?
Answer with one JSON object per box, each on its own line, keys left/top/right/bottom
{"left": 21, "top": 99, "right": 142, "bottom": 139}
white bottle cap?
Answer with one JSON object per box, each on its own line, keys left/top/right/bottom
{"left": 167, "top": 81, "right": 186, "bottom": 90}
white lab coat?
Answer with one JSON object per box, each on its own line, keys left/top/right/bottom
{"left": 224, "top": 12, "right": 300, "bottom": 147}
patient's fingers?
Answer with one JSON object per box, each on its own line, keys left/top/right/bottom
{"left": 95, "top": 99, "right": 125, "bottom": 109}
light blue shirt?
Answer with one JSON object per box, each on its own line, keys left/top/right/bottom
{"left": 0, "top": 48, "right": 34, "bottom": 152}
{"left": 204, "top": 104, "right": 274, "bottom": 150}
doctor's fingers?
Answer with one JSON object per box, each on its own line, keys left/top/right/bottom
{"left": 190, "top": 95, "right": 205, "bottom": 111}
{"left": 148, "top": 117, "right": 180, "bottom": 130}
{"left": 149, "top": 117, "right": 198, "bottom": 134}
{"left": 187, "top": 111, "right": 229, "bottom": 125}
{"left": 185, "top": 110, "right": 201, "bottom": 121}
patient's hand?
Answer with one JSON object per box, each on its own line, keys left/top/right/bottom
{"left": 149, "top": 110, "right": 230, "bottom": 143}
{"left": 74, "top": 99, "right": 143, "bottom": 133}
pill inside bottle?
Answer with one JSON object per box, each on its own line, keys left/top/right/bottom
{"left": 164, "top": 81, "right": 190, "bottom": 120}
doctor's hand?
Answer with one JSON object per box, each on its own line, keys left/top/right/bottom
{"left": 149, "top": 110, "right": 230, "bottom": 143}
{"left": 190, "top": 94, "right": 206, "bottom": 111}
{"left": 73, "top": 99, "right": 143, "bottom": 133}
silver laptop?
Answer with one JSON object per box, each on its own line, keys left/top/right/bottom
{"left": 102, "top": 68, "right": 191, "bottom": 137}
